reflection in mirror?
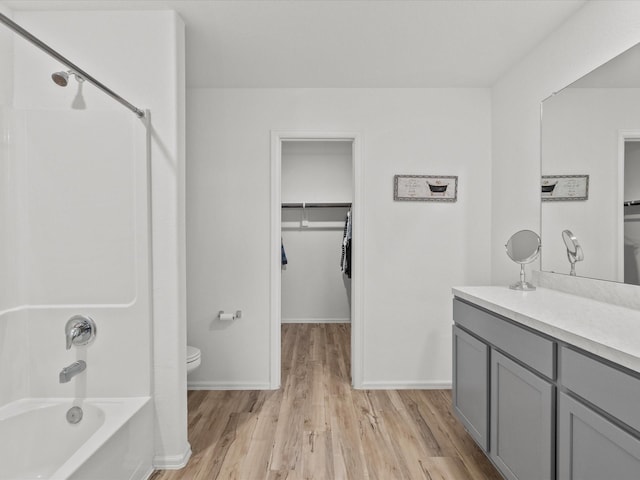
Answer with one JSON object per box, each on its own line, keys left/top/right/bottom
{"left": 506, "top": 230, "right": 541, "bottom": 291}
{"left": 541, "top": 41, "right": 640, "bottom": 284}
{"left": 562, "top": 229, "right": 584, "bottom": 276}
{"left": 624, "top": 201, "right": 640, "bottom": 285}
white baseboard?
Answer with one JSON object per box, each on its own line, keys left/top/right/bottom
{"left": 140, "top": 465, "right": 156, "bottom": 480}
{"left": 187, "top": 380, "right": 273, "bottom": 390}
{"left": 359, "top": 380, "right": 452, "bottom": 390}
{"left": 152, "top": 443, "right": 192, "bottom": 470}
{"left": 281, "top": 317, "right": 350, "bottom": 324}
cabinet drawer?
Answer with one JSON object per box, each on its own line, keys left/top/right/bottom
{"left": 560, "top": 346, "right": 640, "bottom": 434}
{"left": 453, "top": 299, "right": 555, "bottom": 378}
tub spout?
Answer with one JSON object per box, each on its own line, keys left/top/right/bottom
{"left": 59, "top": 360, "right": 86, "bottom": 383}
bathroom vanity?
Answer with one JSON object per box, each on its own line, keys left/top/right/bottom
{"left": 452, "top": 286, "right": 640, "bottom": 480}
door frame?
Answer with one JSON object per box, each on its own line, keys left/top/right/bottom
{"left": 618, "top": 130, "right": 640, "bottom": 281}
{"left": 270, "top": 131, "right": 364, "bottom": 389}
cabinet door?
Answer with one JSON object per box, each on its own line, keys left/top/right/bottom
{"left": 558, "top": 392, "right": 640, "bottom": 480}
{"left": 452, "top": 325, "right": 489, "bottom": 451}
{"left": 491, "top": 350, "right": 554, "bottom": 480}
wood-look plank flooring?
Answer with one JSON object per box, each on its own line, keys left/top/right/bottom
{"left": 150, "top": 324, "right": 501, "bottom": 480}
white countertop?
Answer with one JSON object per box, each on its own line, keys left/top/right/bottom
{"left": 452, "top": 286, "right": 640, "bottom": 374}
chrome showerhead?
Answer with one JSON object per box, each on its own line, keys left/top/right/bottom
{"left": 51, "top": 70, "right": 84, "bottom": 87}
{"left": 51, "top": 70, "right": 69, "bottom": 86}
{"left": 51, "top": 69, "right": 87, "bottom": 110}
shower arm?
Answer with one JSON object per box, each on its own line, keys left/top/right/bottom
{"left": 0, "top": 12, "right": 145, "bottom": 119}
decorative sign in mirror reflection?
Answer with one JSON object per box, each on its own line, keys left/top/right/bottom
{"left": 393, "top": 175, "right": 458, "bottom": 202}
{"left": 541, "top": 175, "right": 589, "bottom": 201}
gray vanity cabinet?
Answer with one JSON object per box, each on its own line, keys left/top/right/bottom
{"left": 557, "top": 345, "right": 640, "bottom": 479}
{"left": 557, "top": 392, "right": 640, "bottom": 480}
{"left": 453, "top": 298, "right": 555, "bottom": 480}
{"left": 491, "top": 351, "right": 554, "bottom": 480}
{"left": 453, "top": 295, "right": 640, "bottom": 480}
{"left": 452, "top": 325, "right": 489, "bottom": 451}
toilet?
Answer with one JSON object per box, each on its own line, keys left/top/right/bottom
{"left": 186, "top": 345, "right": 201, "bottom": 374}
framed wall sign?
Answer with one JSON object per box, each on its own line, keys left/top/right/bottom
{"left": 541, "top": 174, "right": 589, "bottom": 201}
{"left": 394, "top": 175, "right": 458, "bottom": 202}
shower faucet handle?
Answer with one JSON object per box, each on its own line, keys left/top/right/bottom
{"left": 65, "top": 315, "right": 97, "bottom": 350}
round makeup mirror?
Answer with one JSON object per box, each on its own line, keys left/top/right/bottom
{"left": 505, "top": 230, "right": 541, "bottom": 291}
{"left": 562, "top": 230, "right": 583, "bottom": 276}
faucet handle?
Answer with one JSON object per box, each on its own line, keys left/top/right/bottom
{"left": 65, "top": 315, "right": 97, "bottom": 350}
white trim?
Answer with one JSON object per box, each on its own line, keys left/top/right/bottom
{"left": 140, "top": 466, "right": 156, "bottom": 480}
{"left": 271, "top": 131, "right": 364, "bottom": 390}
{"left": 351, "top": 134, "right": 365, "bottom": 389}
{"left": 270, "top": 132, "right": 283, "bottom": 389}
{"left": 281, "top": 317, "right": 351, "bottom": 324}
{"left": 360, "top": 381, "right": 452, "bottom": 390}
{"left": 152, "top": 443, "right": 192, "bottom": 469}
{"left": 187, "top": 381, "right": 272, "bottom": 390}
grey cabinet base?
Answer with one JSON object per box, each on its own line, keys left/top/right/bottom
{"left": 452, "top": 325, "right": 489, "bottom": 451}
{"left": 453, "top": 296, "right": 640, "bottom": 480}
{"left": 490, "top": 350, "right": 554, "bottom": 480}
{"left": 558, "top": 392, "right": 640, "bottom": 480}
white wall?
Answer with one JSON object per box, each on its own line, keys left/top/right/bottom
{"left": 282, "top": 141, "right": 353, "bottom": 203}
{"left": 492, "top": 0, "right": 640, "bottom": 286}
{"left": 187, "top": 88, "right": 492, "bottom": 388}
{"left": 281, "top": 140, "right": 352, "bottom": 323}
{"left": 7, "top": 10, "right": 188, "bottom": 466}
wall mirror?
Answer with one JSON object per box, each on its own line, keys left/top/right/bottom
{"left": 541, "top": 41, "right": 640, "bottom": 285}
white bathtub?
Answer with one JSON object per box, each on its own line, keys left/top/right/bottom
{"left": 0, "top": 397, "right": 153, "bottom": 480}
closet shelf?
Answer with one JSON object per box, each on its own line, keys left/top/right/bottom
{"left": 281, "top": 202, "right": 351, "bottom": 209}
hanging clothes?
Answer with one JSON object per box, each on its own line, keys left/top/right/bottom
{"left": 340, "top": 208, "right": 352, "bottom": 278}
{"left": 281, "top": 239, "right": 288, "bottom": 266}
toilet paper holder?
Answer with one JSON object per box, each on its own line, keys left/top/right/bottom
{"left": 218, "top": 310, "right": 242, "bottom": 321}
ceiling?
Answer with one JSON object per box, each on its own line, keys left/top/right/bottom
{"left": 3, "top": 0, "right": 587, "bottom": 88}
{"left": 570, "top": 42, "right": 640, "bottom": 88}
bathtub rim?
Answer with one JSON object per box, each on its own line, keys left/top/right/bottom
{"left": 0, "top": 396, "right": 151, "bottom": 480}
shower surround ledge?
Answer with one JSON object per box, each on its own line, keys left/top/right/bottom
{"left": 452, "top": 285, "right": 640, "bottom": 374}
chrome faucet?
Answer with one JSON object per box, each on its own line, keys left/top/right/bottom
{"left": 65, "top": 315, "right": 97, "bottom": 350}
{"left": 59, "top": 360, "right": 86, "bottom": 383}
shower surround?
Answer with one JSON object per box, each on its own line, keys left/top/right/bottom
{"left": 0, "top": 108, "right": 153, "bottom": 478}
{"left": 0, "top": 7, "right": 188, "bottom": 476}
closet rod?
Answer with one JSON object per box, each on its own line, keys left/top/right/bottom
{"left": 624, "top": 200, "right": 640, "bottom": 207}
{"left": 281, "top": 202, "right": 351, "bottom": 209}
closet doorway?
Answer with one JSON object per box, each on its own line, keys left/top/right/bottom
{"left": 270, "top": 132, "right": 363, "bottom": 389}
{"left": 623, "top": 136, "right": 640, "bottom": 284}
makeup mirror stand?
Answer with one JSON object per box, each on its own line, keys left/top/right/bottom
{"left": 505, "top": 229, "right": 542, "bottom": 291}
